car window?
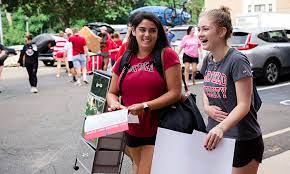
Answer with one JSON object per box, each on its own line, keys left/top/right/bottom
{"left": 170, "top": 29, "right": 187, "bottom": 42}
{"left": 228, "top": 32, "right": 249, "bottom": 45}
{"left": 258, "top": 32, "right": 270, "bottom": 41}
{"left": 267, "top": 30, "right": 288, "bottom": 42}
{"left": 285, "top": 30, "right": 290, "bottom": 41}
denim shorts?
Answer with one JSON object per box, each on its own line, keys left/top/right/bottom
{"left": 72, "top": 54, "right": 86, "bottom": 69}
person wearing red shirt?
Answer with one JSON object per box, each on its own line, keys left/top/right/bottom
{"left": 99, "top": 26, "right": 112, "bottom": 71}
{"left": 108, "top": 32, "right": 122, "bottom": 66}
{"left": 107, "top": 12, "right": 182, "bottom": 174}
{"left": 68, "top": 28, "right": 89, "bottom": 85}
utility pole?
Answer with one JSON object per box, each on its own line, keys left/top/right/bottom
{"left": 0, "top": 0, "right": 4, "bottom": 44}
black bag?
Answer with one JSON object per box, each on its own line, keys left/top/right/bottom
{"left": 253, "top": 83, "right": 262, "bottom": 111}
{"left": 158, "top": 74, "right": 207, "bottom": 134}
{"left": 119, "top": 49, "right": 207, "bottom": 134}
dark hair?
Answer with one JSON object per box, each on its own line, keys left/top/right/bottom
{"left": 26, "top": 34, "right": 33, "bottom": 40}
{"left": 128, "top": 11, "right": 141, "bottom": 26}
{"left": 200, "top": 6, "right": 233, "bottom": 40}
{"left": 112, "top": 32, "right": 120, "bottom": 39}
{"left": 127, "top": 12, "right": 169, "bottom": 55}
{"left": 187, "top": 26, "right": 193, "bottom": 35}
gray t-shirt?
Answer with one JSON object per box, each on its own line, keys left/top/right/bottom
{"left": 200, "top": 48, "right": 261, "bottom": 140}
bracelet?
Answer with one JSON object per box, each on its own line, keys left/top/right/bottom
{"left": 216, "top": 125, "right": 224, "bottom": 133}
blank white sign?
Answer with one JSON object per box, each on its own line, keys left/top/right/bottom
{"left": 151, "top": 128, "right": 235, "bottom": 174}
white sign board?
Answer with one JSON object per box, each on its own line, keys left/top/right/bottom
{"left": 151, "top": 128, "right": 235, "bottom": 174}
{"left": 84, "top": 109, "right": 129, "bottom": 140}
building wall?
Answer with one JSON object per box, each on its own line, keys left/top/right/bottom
{"left": 204, "top": 0, "right": 290, "bottom": 25}
{"left": 276, "top": 0, "right": 290, "bottom": 12}
{"left": 204, "top": 0, "right": 243, "bottom": 25}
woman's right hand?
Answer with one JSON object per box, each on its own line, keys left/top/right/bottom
{"left": 204, "top": 105, "right": 228, "bottom": 122}
{"left": 108, "top": 101, "right": 126, "bottom": 112}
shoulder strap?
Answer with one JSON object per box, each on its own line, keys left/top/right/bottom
{"left": 152, "top": 49, "right": 163, "bottom": 78}
{"left": 119, "top": 50, "right": 132, "bottom": 96}
{"left": 119, "top": 50, "right": 132, "bottom": 74}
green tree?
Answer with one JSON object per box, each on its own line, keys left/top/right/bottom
{"left": 186, "top": 0, "right": 204, "bottom": 25}
{"left": 2, "top": 8, "right": 26, "bottom": 45}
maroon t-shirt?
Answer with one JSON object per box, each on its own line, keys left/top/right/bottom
{"left": 68, "top": 34, "right": 86, "bottom": 56}
{"left": 112, "top": 47, "right": 180, "bottom": 137}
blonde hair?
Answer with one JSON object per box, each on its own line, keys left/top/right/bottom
{"left": 200, "top": 6, "right": 233, "bottom": 40}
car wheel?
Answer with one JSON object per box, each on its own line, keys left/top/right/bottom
{"left": 43, "top": 60, "right": 55, "bottom": 66}
{"left": 263, "top": 60, "right": 279, "bottom": 85}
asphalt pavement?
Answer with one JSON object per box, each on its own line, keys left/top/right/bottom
{"left": 0, "top": 59, "right": 289, "bottom": 174}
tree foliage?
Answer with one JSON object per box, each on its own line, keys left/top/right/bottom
{"left": 1, "top": 0, "right": 204, "bottom": 45}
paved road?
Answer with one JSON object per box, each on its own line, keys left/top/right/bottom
{"left": 0, "top": 65, "right": 289, "bottom": 174}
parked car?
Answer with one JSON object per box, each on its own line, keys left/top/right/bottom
{"left": 85, "top": 22, "right": 115, "bottom": 36}
{"left": 32, "top": 33, "right": 57, "bottom": 66}
{"left": 229, "top": 27, "right": 290, "bottom": 84}
{"left": 110, "top": 24, "right": 128, "bottom": 40}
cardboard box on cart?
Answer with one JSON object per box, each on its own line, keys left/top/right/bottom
{"left": 79, "top": 26, "right": 103, "bottom": 73}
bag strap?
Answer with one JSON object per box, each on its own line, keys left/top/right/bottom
{"left": 118, "top": 50, "right": 132, "bottom": 96}
{"left": 159, "top": 48, "right": 188, "bottom": 92}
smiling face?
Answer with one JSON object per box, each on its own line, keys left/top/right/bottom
{"left": 198, "top": 16, "right": 227, "bottom": 51}
{"left": 132, "top": 19, "right": 158, "bottom": 53}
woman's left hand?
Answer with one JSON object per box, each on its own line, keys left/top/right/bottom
{"left": 128, "top": 103, "right": 144, "bottom": 115}
{"left": 204, "top": 125, "right": 224, "bottom": 150}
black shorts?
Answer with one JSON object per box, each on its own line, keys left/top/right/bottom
{"left": 182, "top": 53, "right": 199, "bottom": 64}
{"left": 233, "top": 135, "right": 264, "bottom": 167}
{"left": 125, "top": 133, "right": 156, "bottom": 148}
{"left": 0, "top": 60, "right": 4, "bottom": 66}
{"left": 68, "top": 61, "right": 74, "bottom": 69}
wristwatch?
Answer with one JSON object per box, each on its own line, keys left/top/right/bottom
{"left": 142, "top": 102, "right": 150, "bottom": 112}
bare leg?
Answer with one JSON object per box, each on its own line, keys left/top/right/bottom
{"left": 232, "top": 160, "right": 260, "bottom": 174}
{"left": 56, "top": 59, "right": 61, "bottom": 77}
{"left": 184, "top": 62, "right": 190, "bottom": 82}
{"left": 103, "top": 57, "right": 109, "bottom": 71}
{"left": 137, "top": 145, "right": 154, "bottom": 174}
{"left": 0, "top": 66, "right": 3, "bottom": 92}
{"left": 0, "top": 65, "right": 3, "bottom": 80}
{"left": 191, "top": 62, "right": 198, "bottom": 85}
{"left": 65, "top": 60, "right": 70, "bottom": 76}
{"left": 127, "top": 146, "right": 142, "bottom": 174}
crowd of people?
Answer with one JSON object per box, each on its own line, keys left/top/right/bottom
{"left": 0, "top": 5, "right": 264, "bottom": 174}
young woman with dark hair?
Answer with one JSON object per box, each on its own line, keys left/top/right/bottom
{"left": 107, "top": 12, "right": 182, "bottom": 174}
{"left": 17, "top": 34, "right": 39, "bottom": 93}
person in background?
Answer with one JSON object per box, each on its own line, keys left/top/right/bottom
{"left": 99, "top": 26, "right": 111, "bottom": 71}
{"left": 64, "top": 28, "right": 77, "bottom": 82}
{"left": 198, "top": 6, "right": 264, "bottom": 174}
{"left": 177, "top": 25, "right": 202, "bottom": 85}
{"left": 0, "top": 44, "right": 8, "bottom": 93}
{"left": 17, "top": 34, "right": 39, "bottom": 93}
{"left": 54, "top": 31, "right": 70, "bottom": 78}
{"left": 107, "top": 12, "right": 181, "bottom": 174}
{"left": 69, "top": 28, "right": 89, "bottom": 85}
{"left": 108, "top": 32, "right": 122, "bottom": 66}
{"left": 115, "top": 12, "right": 140, "bottom": 61}
{"left": 164, "top": 26, "right": 175, "bottom": 46}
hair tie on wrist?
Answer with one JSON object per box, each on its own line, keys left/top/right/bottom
{"left": 216, "top": 125, "right": 224, "bottom": 133}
